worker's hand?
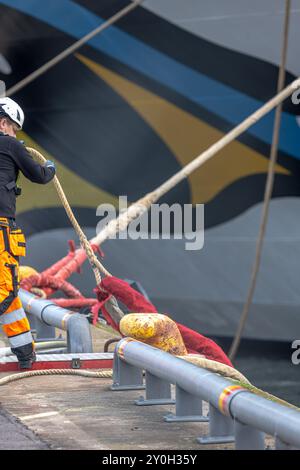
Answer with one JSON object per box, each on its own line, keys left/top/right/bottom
{"left": 44, "top": 160, "right": 56, "bottom": 171}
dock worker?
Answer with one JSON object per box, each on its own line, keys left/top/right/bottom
{"left": 0, "top": 97, "right": 55, "bottom": 368}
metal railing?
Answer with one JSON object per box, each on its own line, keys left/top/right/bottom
{"left": 112, "top": 338, "right": 300, "bottom": 450}
{"left": 20, "top": 289, "right": 93, "bottom": 353}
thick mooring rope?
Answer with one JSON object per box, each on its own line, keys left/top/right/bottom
{"left": 30, "top": 287, "right": 47, "bottom": 299}
{"left": 0, "top": 368, "right": 113, "bottom": 386}
{"left": 27, "top": 147, "right": 110, "bottom": 283}
{"left": 90, "top": 76, "right": 300, "bottom": 248}
{"left": 178, "top": 355, "right": 250, "bottom": 384}
{"left": 27, "top": 147, "right": 125, "bottom": 326}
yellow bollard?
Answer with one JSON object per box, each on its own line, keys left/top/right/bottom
{"left": 119, "top": 313, "right": 187, "bottom": 356}
{"left": 19, "top": 265, "right": 39, "bottom": 281}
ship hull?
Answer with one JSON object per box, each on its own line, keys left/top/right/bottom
{"left": 0, "top": 0, "right": 300, "bottom": 342}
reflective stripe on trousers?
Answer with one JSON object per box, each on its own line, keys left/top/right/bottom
{"left": 0, "top": 307, "right": 28, "bottom": 325}
{"left": 0, "top": 303, "right": 33, "bottom": 349}
{"left": 7, "top": 330, "right": 33, "bottom": 349}
{"left": 0, "top": 297, "right": 33, "bottom": 348}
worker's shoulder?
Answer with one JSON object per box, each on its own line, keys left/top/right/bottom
{"left": 0, "top": 135, "right": 28, "bottom": 154}
{"left": 0, "top": 135, "right": 14, "bottom": 155}
{"left": 0, "top": 133, "right": 14, "bottom": 145}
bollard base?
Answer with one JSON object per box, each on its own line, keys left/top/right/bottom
{"left": 135, "top": 396, "right": 175, "bottom": 406}
{"left": 197, "top": 435, "right": 235, "bottom": 445}
{"left": 164, "top": 413, "right": 209, "bottom": 423}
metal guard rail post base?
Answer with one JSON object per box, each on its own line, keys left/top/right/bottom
{"left": 111, "top": 351, "right": 145, "bottom": 391}
{"left": 164, "top": 385, "right": 209, "bottom": 422}
{"left": 234, "top": 421, "right": 265, "bottom": 450}
{"left": 135, "top": 371, "right": 175, "bottom": 406}
{"left": 197, "top": 404, "right": 235, "bottom": 445}
{"left": 112, "top": 338, "right": 300, "bottom": 450}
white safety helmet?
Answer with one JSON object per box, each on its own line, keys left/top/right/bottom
{"left": 0, "top": 97, "right": 24, "bottom": 129}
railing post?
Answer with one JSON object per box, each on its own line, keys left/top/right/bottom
{"left": 164, "top": 385, "right": 209, "bottom": 422}
{"left": 111, "top": 347, "right": 144, "bottom": 391}
{"left": 27, "top": 313, "right": 56, "bottom": 340}
{"left": 234, "top": 421, "right": 265, "bottom": 449}
{"left": 198, "top": 404, "right": 235, "bottom": 445}
{"left": 135, "top": 371, "right": 175, "bottom": 406}
{"left": 66, "top": 313, "right": 93, "bottom": 353}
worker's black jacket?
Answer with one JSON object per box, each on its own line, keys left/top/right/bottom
{"left": 0, "top": 132, "right": 55, "bottom": 218}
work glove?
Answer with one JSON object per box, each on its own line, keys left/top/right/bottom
{"left": 45, "top": 160, "right": 56, "bottom": 171}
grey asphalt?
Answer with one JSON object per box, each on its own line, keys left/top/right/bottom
{"left": 0, "top": 405, "right": 49, "bottom": 450}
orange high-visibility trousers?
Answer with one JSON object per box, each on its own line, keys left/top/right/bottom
{"left": 0, "top": 217, "right": 34, "bottom": 361}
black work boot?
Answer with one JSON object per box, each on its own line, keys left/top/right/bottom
{"left": 19, "top": 351, "right": 36, "bottom": 370}
{"left": 11, "top": 344, "right": 36, "bottom": 370}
